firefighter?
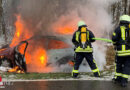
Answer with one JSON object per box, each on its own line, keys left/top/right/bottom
{"left": 72, "top": 20, "right": 100, "bottom": 78}
{"left": 112, "top": 15, "right": 130, "bottom": 87}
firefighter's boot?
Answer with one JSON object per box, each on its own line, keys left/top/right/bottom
{"left": 121, "top": 78, "right": 128, "bottom": 87}
{"left": 112, "top": 76, "right": 122, "bottom": 84}
{"left": 72, "top": 73, "right": 78, "bottom": 78}
{"left": 93, "top": 72, "right": 100, "bottom": 77}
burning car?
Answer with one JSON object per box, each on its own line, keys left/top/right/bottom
{"left": 0, "top": 35, "right": 75, "bottom": 73}
{"left": 0, "top": 41, "right": 28, "bottom": 73}
{"left": 0, "top": 14, "right": 75, "bottom": 73}
{"left": 24, "top": 36, "right": 74, "bottom": 72}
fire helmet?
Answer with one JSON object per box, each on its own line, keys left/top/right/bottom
{"left": 78, "top": 21, "right": 86, "bottom": 27}
{"left": 120, "top": 15, "right": 130, "bottom": 22}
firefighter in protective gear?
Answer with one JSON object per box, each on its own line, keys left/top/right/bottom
{"left": 112, "top": 15, "right": 130, "bottom": 87}
{"left": 72, "top": 20, "right": 100, "bottom": 78}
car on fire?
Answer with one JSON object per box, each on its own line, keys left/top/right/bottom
{"left": 0, "top": 36, "right": 74, "bottom": 73}
{"left": 0, "top": 41, "right": 28, "bottom": 73}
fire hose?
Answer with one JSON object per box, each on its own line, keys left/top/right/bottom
{"left": 92, "top": 38, "right": 114, "bottom": 43}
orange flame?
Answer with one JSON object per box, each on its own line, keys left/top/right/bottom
{"left": 9, "top": 14, "right": 49, "bottom": 72}
{"left": 35, "top": 48, "right": 47, "bottom": 67}
{"left": 56, "top": 26, "right": 74, "bottom": 35}
{"left": 8, "top": 66, "right": 25, "bottom": 73}
{"left": 68, "top": 61, "right": 74, "bottom": 66}
{"left": 16, "top": 70, "right": 24, "bottom": 73}
{"left": 26, "top": 47, "right": 49, "bottom": 72}
{"left": 51, "top": 14, "right": 80, "bottom": 35}
{"left": 16, "top": 32, "right": 20, "bottom": 37}
{"left": 10, "top": 15, "right": 32, "bottom": 47}
{"left": 24, "top": 46, "right": 48, "bottom": 66}
{"left": 8, "top": 66, "right": 19, "bottom": 72}
{"left": 40, "top": 56, "right": 45, "bottom": 64}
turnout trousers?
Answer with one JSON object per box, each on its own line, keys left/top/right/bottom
{"left": 72, "top": 52, "right": 100, "bottom": 77}
{"left": 115, "top": 56, "right": 130, "bottom": 84}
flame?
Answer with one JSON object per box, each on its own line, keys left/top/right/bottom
{"left": 10, "top": 15, "right": 32, "bottom": 47}
{"left": 26, "top": 47, "right": 49, "bottom": 72}
{"left": 56, "top": 26, "right": 74, "bottom": 35}
{"left": 18, "top": 43, "right": 27, "bottom": 55}
{"left": 17, "top": 70, "right": 24, "bottom": 73}
{"left": 8, "top": 66, "right": 25, "bottom": 73}
{"left": 9, "top": 14, "right": 48, "bottom": 72}
{"left": 25, "top": 53, "right": 31, "bottom": 64}
{"left": 8, "top": 66, "right": 19, "bottom": 72}
{"left": 0, "top": 48, "right": 6, "bottom": 52}
{"left": 40, "top": 56, "right": 45, "bottom": 64}
{"left": 68, "top": 61, "right": 74, "bottom": 66}
{"left": 35, "top": 48, "right": 47, "bottom": 67}
{"left": 16, "top": 32, "right": 20, "bottom": 37}
{"left": 51, "top": 14, "right": 80, "bottom": 35}
{"left": 24, "top": 44, "right": 48, "bottom": 72}
{"left": 9, "top": 14, "right": 56, "bottom": 73}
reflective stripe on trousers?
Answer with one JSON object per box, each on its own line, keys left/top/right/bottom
{"left": 72, "top": 69, "right": 79, "bottom": 76}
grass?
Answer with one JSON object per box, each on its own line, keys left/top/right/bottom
{"left": 1, "top": 72, "right": 72, "bottom": 80}
{"left": 1, "top": 70, "right": 115, "bottom": 80}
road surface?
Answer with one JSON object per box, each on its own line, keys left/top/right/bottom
{"left": 3, "top": 80, "right": 130, "bottom": 90}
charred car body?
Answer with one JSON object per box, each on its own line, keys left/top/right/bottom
{"left": 0, "top": 41, "right": 28, "bottom": 73}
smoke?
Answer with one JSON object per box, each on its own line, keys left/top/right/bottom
{"left": 49, "top": 0, "right": 119, "bottom": 71}
{"left": 2, "top": 0, "right": 120, "bottom": 72}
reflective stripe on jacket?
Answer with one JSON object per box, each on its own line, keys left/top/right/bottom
{"left": 113, "top": 26, "right": 130, "bottom": 56}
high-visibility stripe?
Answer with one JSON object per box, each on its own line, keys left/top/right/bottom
{"left": 72, "top": 69, "right": 79, "bottom": 73}
{"left": 114, "top": 63, "right": 117, "bottom": 79}
{"left": 72, "top": 69, "right": 79, "bottom": 76}
{"left": 121, "top": 26, "right": 126, "bottom": 52}
{"left": 121, "top": 26, "right": 126, "bottom": 40}
{"left": 115, "top": 73, "right": 122, "bottom": 76}
{"left": 115, "top": 72, "right": 129, "bottom": 78}
{"left": 122, "top": 45, "right": 126, "bottom": 51}
{"left": 117, "top": 50, "right": 130, "bottom": 53}
{"left": 92, "top": 69, "right": 99, "bottom": 72}
{"left": 76, "top": 32, "right": 80, "bottom": 42}
{"left": 87, "top": 31, "right": 89, "bottom": 40}
{"left": 117, "top": 48, "right": 130, "bottom": 56}
{"left": 75, "top": 46, "right": 93, "bottom": 52}
{"left": 75, "top": 50, "right": 92, "bottom": 52}
{"left": 122, "top": 74, "right": 129, "bottom": 78}
{"left": 92, "top": 60, "right": 100, "bottom": 76}
{"left": 113, "top": 32, "right": 116, "bottom": 36}
{"left": 117, "top": 53, "right": 130, "bottom": 56}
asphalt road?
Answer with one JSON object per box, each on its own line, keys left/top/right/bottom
{"left": 3, "top": 80, "right": 130, "bottom": 90}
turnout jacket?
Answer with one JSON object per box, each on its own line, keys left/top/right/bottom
{"left": 112, "top": 24, "right": 130, "bottom": 56}
{"left": 72, "top": 27, "right": 95, "bottom": 52}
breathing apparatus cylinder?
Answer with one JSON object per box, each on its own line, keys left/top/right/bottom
{"left": 80, "top": 27, "right": 87, "bottom": 49}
